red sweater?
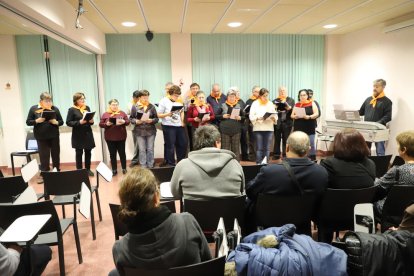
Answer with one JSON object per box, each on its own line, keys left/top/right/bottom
{"left": 187, "top": 104, "right": 215, "bottom": 128}
{"left": 99, "top": 111, "right": 130, "bottom": 141}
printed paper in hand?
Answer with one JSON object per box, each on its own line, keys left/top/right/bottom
{"left": 160, "top": 182, "right": 174, "bottom": 198}
{"left": 140, "top": 112, "right": 150, "bottom": 121}
{"left": 230, "top": 108, "right": 240, "bottom": 120}
{"left": 293, "top": 107, "right": 306, "bottom": 118}
{"left": 21, "top": 159, "right": 39, "bottom": 183}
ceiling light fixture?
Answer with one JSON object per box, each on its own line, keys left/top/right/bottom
{"left": 75, "top": 0, "right": 87, "bottom": 29}
{"left": 122, "top": 21, "right": 136, "bottom": 27}
{"left": 145, "top": 30, "right": 154, "bottom": 42}
{"left": 323, "top": 24, "right": 337, "bottom": 29}
{"left": 228, "top": 22, "right": 242, "bottom": 28}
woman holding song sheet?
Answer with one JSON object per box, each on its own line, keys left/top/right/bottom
{"left": 187, "top": 91, "right": 215, "bottom": 129}
{"left": 129, "top": 90, "right": 158, "bottom": 169}
{"left": 249, "top": 88, "right": 277, "bottom": 164}
{"left": 66, "top": 92, "right": 96, "bottom": 176}
{"left": 217, "top": 88, "right": 244, "bottom": 161}
{"left": 291, "top": 89, "right": 319, "bottom": 161}
{"left": 26, "top": 92, "right": 63, "bottom": 174}
{"left": 99, "top": 99, "right": 130, "bottom": 176}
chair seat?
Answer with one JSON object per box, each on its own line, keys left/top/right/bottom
{"left": 52, "top": 195, "right": 79, "bottom": 205}
{"left": 11, "top": 150, "right": 38, "bottom": 156}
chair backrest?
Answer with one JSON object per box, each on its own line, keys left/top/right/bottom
{"left": 354, "top": 203, "right": 375, "bottom": 233}
{"left": 242, "top": 164, "right": 264, "bottom": 184}
{"left": 391, "top": 155, "right": 405, "bottom": 168}
{"left": 123, "top": 255, "right": 226, "bottom": 276}
{"left": 381, "top": 185, "right": 414, "bottom": 231}
{"left": 0, "top": 200, "right": 62, "bottom": 237}
{"left": 109, "top": 201, "right": 176, "bottom": 240}
{"left": 25, "top": 132, "right": 38, "bottom": 151}
{"left": 318, "top": 186, "right": 377, "bottom": 231}
{"left": 183, "top": 196, "right": 246, "bottom": 236}
{"left": 0, "top": 176, "right": 28, "bottom": 203}
{"left": 149, "top": 167, "right": 175, "bottom": 183}
{"left": 43, "top": 169, "right": 90, "bottom": 197}
{"left": 255, "top": 193, "right": 316, "bottom": 235}
{"left": 368, "top": 155, "right": 393, "bottom": 178}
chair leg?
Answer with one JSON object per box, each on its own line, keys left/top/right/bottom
{"left": 58, "top": 239, "right": 66, "bottom": 276}
{"left": 10, "top": 154, "right": 15, "bottom": 176}
{"left": 95, "top": 190, "right": 103, "bottom": 221}
{"left": 90, "top": 200, "right": 96, "bottom": 240}
{"left": 62, "top": 205, "right": 66, "bottom": 218}
{"left": 72, "top": 222, "right": 83, "bottom": 264}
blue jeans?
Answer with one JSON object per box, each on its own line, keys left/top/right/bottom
{"left": 163, "top": 125, "right": 187, "bottom": 166}
{"left": 309, "top": 134, "right": 316, "bottom": 156}
{"left": 375, "top": 141, "right": 386, "bottom": 156}
{"left": 137, "top": 134, "right": 156, "bottom": 168}
{"left": 254, "top": 131, "right": 273, "bottom": 164}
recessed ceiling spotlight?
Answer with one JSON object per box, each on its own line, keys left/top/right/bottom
{"left": 323, "top": 24, "right": 337, "bottom": 29}
{"left": 122, "top": 21, "right": 137, "bottom": 27}
{"left": 237, "top": 8, "right": 260, "bottom": 12}
{"left": 228, "top": 22, "right": 242, "bottom": 28}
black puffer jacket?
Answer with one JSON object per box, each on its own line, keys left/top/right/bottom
{"left": 344, "top": 230, "right": 414, "bottom": 276}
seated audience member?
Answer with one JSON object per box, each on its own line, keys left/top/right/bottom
{"left": 374, "top": 131, "right": 414, "bottom": 217}
{"left": 0, "top": 243, "right": 51, "bottom": 276}
{"left": 320, "top": 128, "right": 376, "bottom": 189}
{"left": 111, "top": 168, "right": 211, "bottom": 275}
{"left": 246, "top": 131, "right": 328, "bottom": 206}
{"left": 389, "top": 203, "right": 414, "bottom": 232}
{"left": 170, "top": 125, "right": 245, "bottom": 200}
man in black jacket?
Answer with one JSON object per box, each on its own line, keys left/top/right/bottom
{"left": 359, "top": 79, "right": 392, "bottom": 156}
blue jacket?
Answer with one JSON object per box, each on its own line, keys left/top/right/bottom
{"left": 227, "top": 224, "right": 347, "bottom": 276}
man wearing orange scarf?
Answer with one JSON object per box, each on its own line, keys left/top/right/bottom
{"left": 359, "top": 79, "right": 392, "bottom": 156}
{"left": 206, "top": 83, "right": 227, "bottom": 126}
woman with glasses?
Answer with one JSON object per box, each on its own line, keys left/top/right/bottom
{"left": 66, "top": 92, "right": 96, "bottom": 176}
{"left": 249, "top": 88, "right": 277, "bottom": 164}
{"left": 291, "top": 89, "right": 319, "bottom": 161}
{"left": 99, "top": 99, "right": 130, "bottom": 176}
{"left": 26, "top": 92, "right": 64, "bottom": 175}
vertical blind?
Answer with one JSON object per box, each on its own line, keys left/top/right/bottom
{"left": 192, "top": 34, "right": 325, "bottom": 104}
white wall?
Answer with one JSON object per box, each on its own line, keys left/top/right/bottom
{"left": 324, "top": 24, "right": 414, "bottom": 155}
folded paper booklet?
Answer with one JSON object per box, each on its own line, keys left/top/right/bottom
{"left": 197, "top": 112, "right": 208, "bottom": 119}
{"left": 137, "top": 112, "right": 150, "bottom": 121}
{"left": 243, "top": 105, "right": 251, "bottom": 113}
{"left": 263, "top": 112, "right": 277, "bottom": 120}
{"left": 41, "top": 110, "right": 56, "bottom": 120}
{"left": 230, "top": 108, "right": 240, "bottom": 120}
{"left": 108, "top": 117, "right": 117, "bottom": 124}
{"left": 170, "top": 105, "right": 184, "bottom": 112}
{"left": 82, "top": 111, "right": 95, "bottom": 121}
{"left": 293, "top": 107, "right": 306, "bottom": 118}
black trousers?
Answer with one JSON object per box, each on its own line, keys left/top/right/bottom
{"left": 106, "top": 140, "right": 127, "bottom": 171}
{"left": 247, "top": 124, "right": 256, "bottom": 160}
{"left": 75, "top": 148, "right": 92, "bottom": 170}
{"left": 240, "top": 125, "right": 248, "bottom": 158}
{"left": 273, "top": 122, "right": 292, "bottom": 158}
{"left": 37, "top": 137, "right": 60, "bottom": 171}
{"left": 15, "top": 245, "right": 52, "bottom": 276}
{"left": 131, "top": 131, "right": 139, "bottom": 164}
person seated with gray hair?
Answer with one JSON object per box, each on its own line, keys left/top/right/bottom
{"left": 170, "top": 125, "right": 245, "bottom": 200}
{"left": 246, "top": 131, "right": 328, "bottom": 230}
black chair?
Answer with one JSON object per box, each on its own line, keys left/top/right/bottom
{"left": 390, "top": 155, "right": 405, "bottom": 167}
{"left": 150, "top": 166, "right": 175, "bottom": 183}
{"left": 242, "top": 164, "right": 264, "bottom": 184}
{"left": 317, "top": 186, "right": 377, "bottom": 242}
{"left": 380, "top": 185, "right": 414, "bottom": 232}
{"left": 368, "top": 154, "right": 393, "bottom": 178}
{"left": 183, "top": 195, "right": 246, "bottom": 241}
{"left": 0, "top": 175, "right": 27, "bottom": 203}
{"left": 123, "top": 255, "right": 226, "bottom": 276}
{"left": 254, "top": 193, "right": 317, "bottom": 236}
{"left": 43, "top": 169, "right": 99, "bottom": 240}
{"left": 0, "top": 200, "right": 82, "bottom": 276}
{"left": 109, "top": 201, "right": 176, "bottom": 240}
{"left": 10, "top": 132, "right": 39, "bottom": 176}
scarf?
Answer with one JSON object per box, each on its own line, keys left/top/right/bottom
{"left": 72, "top": 104, "right": 87, "bottom": 114}
{"left": 167, "top": 94, "right": 183, "bottom": 104}
{"left": 35, "top": 102, "right": 52, "bottom": 113}
{"left": 138, "top": 100, "right": 149, "bottom": 112}
{"left": 127, "top": 205, "right": 172, "bottom": 234}
{"left": 258, "top": 98, "right": 269, "bottom": 105}
{"left": 276, "top": 96, "right": 287, "bottom": 102}
{"left": 250, "top": 95, "right": 258, "bottom": 100}
{"left": 298, "top": 100, "right": 312, "bottom": 108}
{"left": 370, "top": 91, "right": 385, "bottom": 107}
{"left": 226, "top": 99, "right": 237, "bottom": 107}
{"left": 107, "top": 108, "right": 121, "bottom": 117}
{"left": 210, "top": 92, "right": 222, "bottom": 103}
{"left": 196, "top": 105, "right": 207, "bottom": 114}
